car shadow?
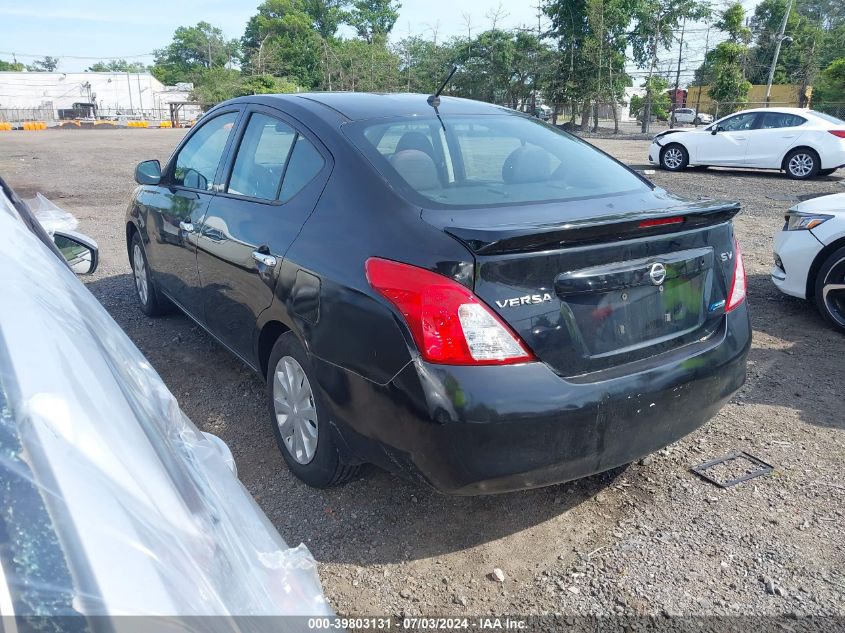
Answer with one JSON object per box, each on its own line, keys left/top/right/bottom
{"left": 84, "top": 272, "right": 623, "bottom": 565}
{"left": 656, "top": 166, "right": 844, "bottom": 184}
{"left": 741, "top": 271, "right": 844, "bottom": 432}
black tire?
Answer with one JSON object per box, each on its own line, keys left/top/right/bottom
{"left": 129, "top": 232, "right": 172, "bottom": 316}
{"left": 819, "top": 168, "right": 838, "bottom": 177}
{"left": 693, "top": 116, "right": 702, "bottom": 125}
{"left": 266, "top": 332, "right": 361, "bottom": 488}
{"left": 814, "top": 246, "right": 845, "bottom": 334}
{"left": 660, "top": 143, "right": 688, "bottom": 171}
{"left": 783, "top": 148, "right": 820, "bottom": 180}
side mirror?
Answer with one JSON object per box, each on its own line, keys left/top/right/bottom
{"left": 135, "top": 159, "right": 162, "bottom": 185}
{"left": 53, "top": 231, "right": 99, "bottom": 275}
{"left": 711, "top": 125, "right": 724, "bottom": 135}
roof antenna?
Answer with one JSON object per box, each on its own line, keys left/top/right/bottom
{"left": 428, "top": 65, "right": 457, "bottom": 108}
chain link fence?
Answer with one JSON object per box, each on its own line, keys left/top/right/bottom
{"left": 0, "top": 106, "right": 196, "bottom": 127}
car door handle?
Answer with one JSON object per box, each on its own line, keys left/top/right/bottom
{"left": 734, "top": 136, "right": 746, "bottom": 141}
{"left": 252, "top": 251, "right": 277, "bottom": 267}
{"left": 781, "top": 135, "right": 796, "bottom": 138}
{"left": 179, "top": 221, "right": 194, "bottom": 233}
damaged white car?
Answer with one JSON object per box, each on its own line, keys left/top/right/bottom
{"left": 0, "top": 177, "right": 333, "bottom": 627}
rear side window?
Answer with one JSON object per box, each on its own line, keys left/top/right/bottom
{"left": 226, "top": 112, "right": 324, "bottom": 203}
{"left": 173, "top": 112, "right": 237, "bottom": 190}
{"left": 280, "top": 136, "right": 324, "bottom": 202}
{"left": 228, "top": 113, "right": 296, "bottom": 199}
{"left": 760, "top": 112, "right": 806, "bottom": 129}
{"left": 346, "top": 114, "right": 648, "bottom": 208}
{"left": 810, "top": 110, "right": 844, "bottom": 125}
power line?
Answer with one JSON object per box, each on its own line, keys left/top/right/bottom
{"left": 0, "top": 50, "right": 153, "bottom": 60}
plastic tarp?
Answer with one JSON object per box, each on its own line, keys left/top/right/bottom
{"left": 0, "top": 188, "right": 333, "bottom": 625}
{"left": 25, "top": 192, "right": 78, "bottom": 234}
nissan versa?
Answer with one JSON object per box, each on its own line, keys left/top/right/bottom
{"left": 126, "top": 93, "right": 750, "bottom": 494}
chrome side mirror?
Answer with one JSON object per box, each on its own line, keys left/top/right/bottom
{"left": 135, "top": 159, "right": 162, "bottom": 185}
{"left": 54, "top": 231, "right": 99, "bottom": 275}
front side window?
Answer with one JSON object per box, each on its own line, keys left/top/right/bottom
{"left": 173, "top": 112, "right": 238, "bottom": 190}
{"left": 719, "top": 112, "right": 757, "bottom": 132}
{"left": 347, "top": 114, "right": 649, "bottom": 208}
{"left": 760, "top": 112, "right": 806, "bottom": 129}
{"left": 228, "top": 113, "right": 296, "bottom": 200}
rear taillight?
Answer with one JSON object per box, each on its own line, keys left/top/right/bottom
{"left": 828, "top": 130, "right": 845, "bottom": 139}
{"left": 365, "top": 258, "right": 535, "bottom": 365}
{"left": 726, "top": 238, "right": 746, "bottom": 313}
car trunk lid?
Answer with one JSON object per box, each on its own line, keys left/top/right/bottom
{"left": 422, "top": 193, "right": 741, "bottom": 377}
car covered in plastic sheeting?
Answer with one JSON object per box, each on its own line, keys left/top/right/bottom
{"left": 0, "top": 177, "right": 333, "bottom": 626}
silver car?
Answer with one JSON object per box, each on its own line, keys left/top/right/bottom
{"left": 0, "top": 177, "right": 333, "bottom": 625}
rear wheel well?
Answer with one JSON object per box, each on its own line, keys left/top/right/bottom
{"left": 782, "top": 146, "right": 819, "bottom": 171}
{"left": 806, "top": 235, "right": 845, "bottom": 299}
{"left": 258, "top": 321, "right": 291, "bottom": 378}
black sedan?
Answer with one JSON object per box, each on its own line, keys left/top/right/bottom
{"left": 126, "top": 93, "right": 750, "bottom": 494}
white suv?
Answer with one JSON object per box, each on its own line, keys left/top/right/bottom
{"left": 671, "top": 108, "right": 712, "bottom": 125}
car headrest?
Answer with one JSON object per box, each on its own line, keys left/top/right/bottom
{"left": 390, "top": 149, "right": 440, "bottom": 191}
{"left": 502, "top": 145, "right": 551, "bottom": 184}
{"left": 395, "top": 131, "right": 436, "bottom": 160}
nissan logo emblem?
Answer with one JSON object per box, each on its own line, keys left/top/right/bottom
{"left": 649, "top": 262, "right": 667, "bottom": 285}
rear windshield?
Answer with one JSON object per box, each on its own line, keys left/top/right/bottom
{"left": 810, "top": 110, "right": 844, "bottom": 125}
{"left": 345, "top": 114, "right": 649, "bottom": 208}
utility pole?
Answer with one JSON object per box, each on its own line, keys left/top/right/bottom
{"left": 126, "top": 72, "right": 134, "bottom": 114}
{"left": 136, "top": 73, "right": 144, "bottom": 115}
{"left": 642, "top": 16, "right": 660, "bottom": 134}
{"left": 694, "top": 22, "right": 710, "bottom": 125}
{"left": 669, "top": 17, "right": 686, "bottom": 128}
{"left": 765, "top": 0, "right": 793, "bottom": 106}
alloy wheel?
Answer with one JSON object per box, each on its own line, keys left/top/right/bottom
{"left": 273, "top": 356, "right": 318, "bottom": 464}
{"left": 132, "top": 243, "right": 149, "bottom": 305}
{"left": 663, "top": 148, "right": 684, "bottom": 170}
{"left": 788, "top": 153, "right": 814, "bottom": 178}
{"left": 821, "top": 257, "right": 845, "bottom": 328}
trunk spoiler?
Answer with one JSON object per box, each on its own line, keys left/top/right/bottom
{"left": 442, "top": 200, "right": 741, "bottom": 255}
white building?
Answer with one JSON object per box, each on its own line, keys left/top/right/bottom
{"left": 0, "top": 71, "right": 199, "bottom": 121}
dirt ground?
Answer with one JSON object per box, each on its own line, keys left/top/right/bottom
{"left": 2, "top": 128, "right": 843, "bottom": 619}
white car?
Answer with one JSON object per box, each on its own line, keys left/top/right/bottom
{"left": 671, "top": 108, "right": 712, "bottom": 125}
{"left": 649, "top": 108, "right": 845, "bottom": 179}
{"left": 771, "top": 192, "right": 845, "bottom": 333}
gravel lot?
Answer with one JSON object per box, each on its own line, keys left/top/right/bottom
{"left": 2, "top": 129, "right": 844, "bottom": 620}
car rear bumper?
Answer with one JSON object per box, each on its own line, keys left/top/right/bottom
{"left": 771, "top": 228, "right": 823, "bottom": 299}
{"left": 820, "top": 147, "right": 845, "bottom": 171}
{"left": 319, "top": 306, "right": 751, "bottom": 495}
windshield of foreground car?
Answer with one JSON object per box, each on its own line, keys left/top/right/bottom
{"left": 346, "top": 114, "right": 650, "bottom": 208}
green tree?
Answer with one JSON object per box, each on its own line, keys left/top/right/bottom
{"left": 241, "top": 0, "right": 323, "bottom": 88}
{"left": 304, "top": 0, "right": 347, "bottom": 39}
{"left": 152, "top": 22, "right": 239, "bottom": 85}
{"left": 709, "top": 3, "right": 752, "bottom": 113}
{"left": 347, "top": 0, "right": 401, "bottom": 44}
{"left": 322, "top": 38, "right": 401, "bottom": 91}
{"left": 393, "top": 35, "right": 457, "bottom": 93}
{"left": 26, "top": 56, "right": 59, "bottom": 72}
{"left": 88, "top": 59, "right": 148, "bottom": 73}
{"left": 0, "top": 60, "right": 24, "bottom": 71}
{"left": 631, "top": 76, "right": 672, "bottom": 120}
{"left": 812, "top": 57, "right": 845, "bottom": 107}
{"left": 629, "top": 0, "right": 710, "bottom": 131}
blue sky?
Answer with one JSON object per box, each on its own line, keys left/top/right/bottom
{"left": 0, "top": 0, "right": 542, "bottom": 72}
